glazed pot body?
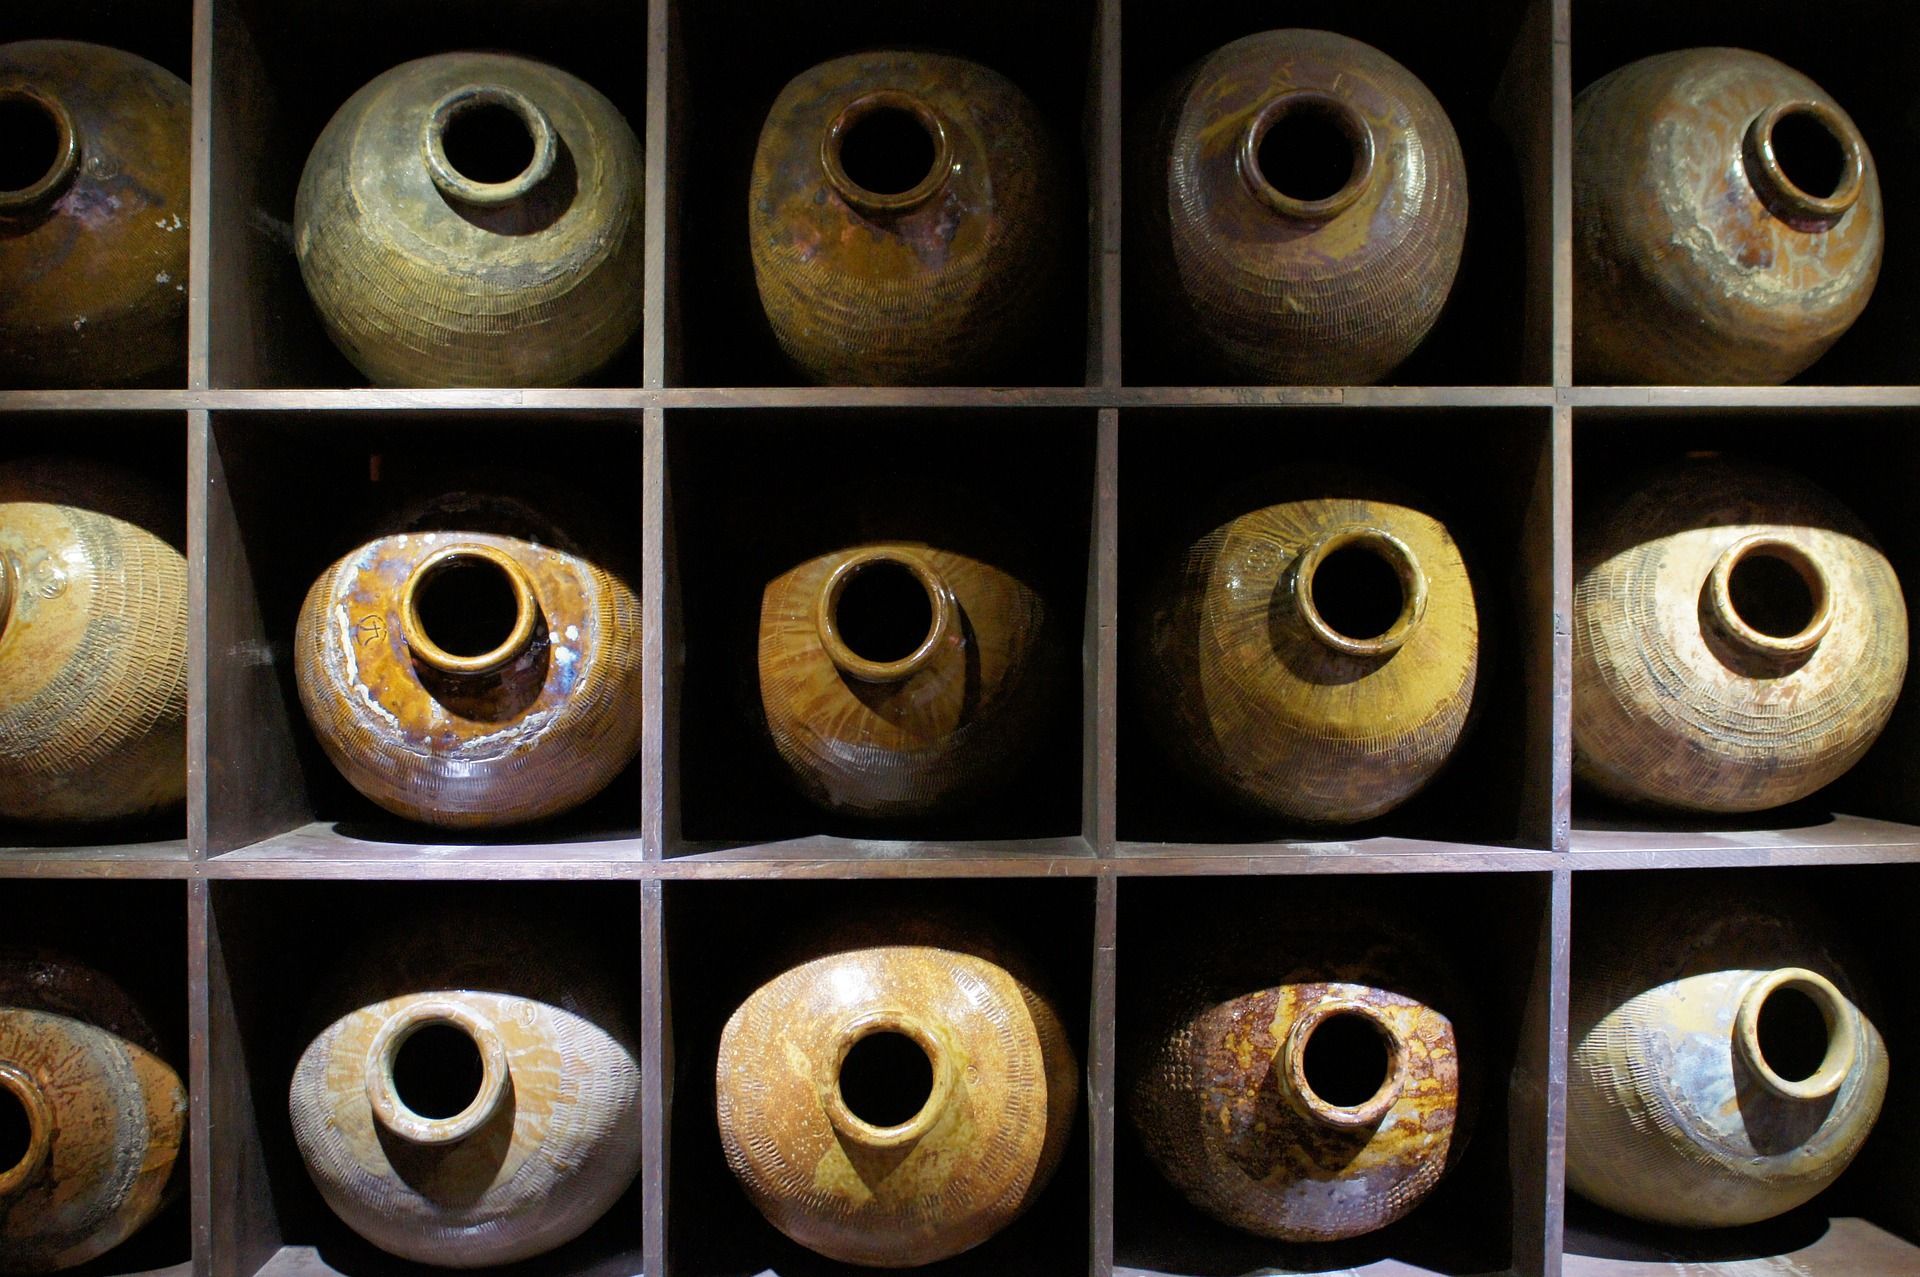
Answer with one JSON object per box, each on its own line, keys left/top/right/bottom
{"left": 1569, "top": 892, "right": 1885, "bottom": 1227}
{"left": 295, "top": 52, "right": 644, "bottom": 387}
{"left": 1140, "top": 474, "right": 1478, "bottom": 823}
{"left": 759, "top": 541, "right": 1055, "bottom": 818}
{"left": 0, "top": 459, "right": 187, "bottom": 824}
{"left": 1573, "top": 457, "right": 1906, "bottom": 812}
{"left": 717, "top": 942, "right": 1077, "bottom": 1266}
{"left": 0, "top": 953, "right": 187, "bottom": 1273}
{"left": 749, "top": 51, "right": 1065, "bottom": 385}
{"left": 294, "top": 528, "right": 642, "bottom": 827}
{"left": 1135, "top": 29, "right": 1466, "bottom": 385}
{"left": 0, "top": 41, "right": 189, "bottom": 387}
{"left": 1574, "top": 49, "right": 1882, "bottom": 385}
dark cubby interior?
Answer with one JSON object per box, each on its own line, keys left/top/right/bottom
{"left": 2, "top": 0, "right": 192, "bottom": 83}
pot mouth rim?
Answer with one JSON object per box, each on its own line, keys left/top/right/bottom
{"left": 815, "top": 547, "right": 954, "bottom": 682}
{"left": 1283, "top": 999, "right": 1408, "bottom": 1129}
{"left": 819, "top": 89, "right": 953, "bottom": 215}
{"left": 423, "top": 83, "right": 559, "bottom": 208}
{"left": 399, "top": 543, "right": 542, "bottom": 677}
{"left": 1239, "top": 89, "right": 1377, "bottom": 222}
{"left": 364, "top": 998, "right": 512, "bottom": 1145}
{"left": 1293, "top": 525, "right": 1429, "bottom": 658}
{"left": 0, "top": 86, "right": 80, "bottom": 216}
{"left": 1735, "top": 967, "right": 1859, "bottom": 1102}
{"left": 820, "top": 1009, "right": 958, "bottom": 1148}
{"left": 0, "top": 1061, "right": 54, "bottom": 1196}
{"left": 1743, "top": 99, "right": 1867, "bottom": 227}
{"left": 1705, "top": 533, "right": 1833, "bottom": 660}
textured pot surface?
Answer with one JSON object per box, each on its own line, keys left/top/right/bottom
{"left": 759, "top": 540, "right": 1055, "bottom": 818}
{"left": 1573, "top": 456, "right": 1906, "bottom": 812}
{"left": 1569, "top": 892, "right": 1886, "bottom": 1228}
{"left": 716, "top": 942, "right": 1078, "bottom": 1267}
{"left": 295, "top": 52, "right": 644, "bottom": 387}
{"left": 1574, "top": 49, "right": 1882, "bottom": 385}
{"left": 0, "top": 41, "right": 189, "bottom": 388}
{"left": 1135, "top": 29, "right": 1466, "bottom": 385}
{"left": 749, "top": 51, "right": 1065, "bottom": 385}
{"left": 0, "top": 459, "right": 187, "bottom": 824}
{"left": 1141, "top": 473, "right": 1478, "bottom": 823}
{"left": 0, "top": 953, "right": 187, "bottom": 1273}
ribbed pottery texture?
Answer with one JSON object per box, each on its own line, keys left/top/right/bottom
{"left": 0, "top": 952, "right": 187, "bottom": 1273}
{"left": 0, "top": 459, "right": 187, "bottom": 824}
{"left": 1140, "top": 471, "right": 1478, "bottom": 823}
{"left": 1574, "top": 49, "right": 1882, "bottom": 384}
{"left": 1574, "top": 456, "right": 1906, "bottom": 812}
{"left": 295, "top": 51, "right": 644, "bottom": 387}
{"left": 748, "top": 51, "right": 1065, "bottom": 385}
{"left": 0, "top": 41, "right": 190, "bottom": 387}
{"left": 1569, "top": 891, "right": 1886, "bottom": 1227}
{"left": 1135, "top": 29, "right": 1467, "bottom": 384}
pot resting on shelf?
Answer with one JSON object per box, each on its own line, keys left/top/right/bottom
{"left": 0, "top": 458, "right": 187, "bottom": 825}
{"left": 0, "top": 952, "right": 187, "bottom": 1274}
{"left": 748, "top": 51, "right": 1066, "bottom": 385}
{"left": 0, "top": 41, "right": 190, "bottom": 387}
{"left": 1132, "top": 29, "right": 1467, "bottom": 385}
{"left": 1573, "top": 456, "right": 1906, "bottom": 812}
{"left": 295, "top": 52, "right": 644, "bottom": 387}
{"left": 1569, "top": 889, "right": 1886, "bottom": 1227}
{"left": 1573, "top": 49, "right": 1882, "bottom": 385}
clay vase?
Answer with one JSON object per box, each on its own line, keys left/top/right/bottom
{"left": 1140, "top": 473, "right": 1479, "bottom": 823}
{"left": 1569, "top": 890, "right": 1885, "bottom": 1227}
{"left": 716, "top": 936, "right": 1077, "bottom": 1266}
{"left": 294, "top": 504, "right": 642, "bottom": 827}
{"left": 0, "top": 42, "right": 189, "bottom": 388}
{"left": 748, "top": 51, "right": 1066, "bottom": 385}
{"left": 1574, "top": 50, "right": 1882, "bottom": 384}
{"left": 758, "top": 541, "right": 1056, "bottom": 819}
{"left": 289, "top": 910, "right": 642, "bottom": 1267}
{"left": 1134, "top": 29, "right": 1467, "bottom": 385}
{"left": 0, "top": 952, "right": 187, "bottom": 1273}
{"left": 295, "top": 52, "right": 644, "bottom": 387}
{"left": 1574, "top": 457, "right": 1906, "bottom": 812}
{"left": 0, "top": 459, "right": 187, "bottom": 825}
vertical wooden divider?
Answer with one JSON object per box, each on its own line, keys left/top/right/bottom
{"left": 640, "top": 876, "right": 670, "bottom": 1277}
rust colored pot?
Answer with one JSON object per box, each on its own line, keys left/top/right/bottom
{"left": 1574, "top": 49, "right": 1882, "bottom": 385}
{"left": 0, "top": 952, "right": 186, "bottom": 1273}
{"left": 749, "top": 51, "right": 1066, "bottom": 385}
{"left": 1134, "top": 29, "right": 1467, "bottom": 385}
{"left": 296, "top": 52, "right": 644, "bottom": 387}
{"left": 0, "top": 41, "right": 188, "bottom": 388}
{"left": 1574, "top": 457, "right": 1906, "bottom": 812}
{"left": 0, "top": 459, "right": 186, "bottom": 825}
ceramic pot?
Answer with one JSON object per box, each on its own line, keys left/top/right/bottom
{"left": 716, "top": 938, "right": 1077, "bottom": 1266}
{"left": 0, "top": 952, "right": 187, "bottom": 1273}
{"left": 296, "top": 52, "right": 644, "bottom": 387}
{"left": 0, "top": 459, "right": 186, "bottom": 824}
{"left": 749, "top": 51, "right": 1066, "bottom": 385}
{"left": 1569, "top": 890, "right": 1885, "bottom": 1227}
{"left": 0, "top": 41, "right": 188, "bottom": 388}
{"left": 1140, "top": 472, "right": 1478, "bottom": 823}
{"left": 1134, "top": 29, "right": 1466, "bottom": 385}
{"left": 1574, "top": 49, "right": 1882, "bottom": 384}
{"left": 289, "top": 909, "right": 643, "bottom": 1267}
{"left": 1573, "top": 456, "right": 1906, "bottom": 812}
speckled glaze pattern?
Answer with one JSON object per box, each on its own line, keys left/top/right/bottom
{"left": 0, "top": 41, "right": 189, "bottom": 387}
{"left": 1569, "top": 893, "right": 1886, "bottom": 1227}
{"left": 1135, "top": 29, "right": 1466, "bottom": 385}
{"left": 716, "top": 944, "right": 1078, "bottom": 1267}
{"left": 0, "top": 459, "right": 186, "bottom": 825}
{"left": 295, "top": 52, "right": 644, "bottom": 387}
{"left": 748, "top": 51, "right": 1065, "bottom": 385}
{"left": 1573, "top": 457, "right": 1906, "bottom": 812}
{"left": 1574, "top": 49, "right": 1882, "bottom": 385}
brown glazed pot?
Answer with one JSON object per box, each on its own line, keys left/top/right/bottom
{"left": 758, "top": 541, "right": 1056, "bottom": 819}
{"left": 0, "top": 41, "right": 189, "bottom": 388}
{"left": 1140, "top": 472, "right": 1479, "bottom": 823}
{"left": 749, "top": 51, "right": 1066, "bottom": 385}
{"left": 296, "top": 52, "right": 644, "bottom": 387}
{"left": 1574, "top": 49, "right": 1882, "bottom": 385}
{"left": 1569, "top": 890, "right": 1885, "bottom": 1227}
{"left": 1573, "top": 456, "right": 1906, "bottom": 812}
{"left": 0, "top": 459, "right": 187, "bottom": 825}
{"left": 1134, "top": 29, "right": 1467, "bottom": 385}
{"left": 289, "top": 908, "right": 642, "bottom": 1267}
{"left": 0, "top": 952, "right": 187, "bottom": 1273}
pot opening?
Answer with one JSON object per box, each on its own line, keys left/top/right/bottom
{"left": 1301, "top": 1010, "right": 1393, "bottom": 1109}
{"left": 0, "top": 1084, "right": 28, "bottom": 1176}
{"left": 1311, "top": 542, "right": 1407, "bottom": 643}
{"left": 1728, "top": 547, "right": 1822, "bottom": 641}
{"left": 441, "top": 99, "right": 537, "bottom": 186}
{"left": 838, "top": 1029, "right": 935, "bottom": 1128}
{"left": 1254, "top": 99, "right": 1359, "bottom": 205}
{"left": 1768, "top": 107, "right": 1848, "bottom": 200}
{"left": 1756, "top": 984, "right": 1832, "bottom": 1084}
{"left": 834, "top": 558, "right": 934, "bottom": 665}
{"left": 0, "top": 95, "right": 60, "bottom": 195}
{"left": 836, "top": 105, "right": 937, "bottom": 198}
{"left": 414, "top": 553, "right": 523, "bottom": 659}
{"left": 391, "top": 1021, "right": 486, "bottom": 1120}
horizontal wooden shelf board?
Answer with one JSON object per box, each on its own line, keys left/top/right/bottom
{"left": 1565, "top": 386, "right": 1920, "bottom": 410}
{"left": 0, "top": 840, "right": 193, "bottom": 878}
{"left": 250, "top": 1248, "right": 642, "bottom": 1277}
{"left": 663, "top": 834, "right": 1098, "bottom": 876}
{"left": 0, "top": 390, "right": 190, "bottom": 413}
{"left": 1117, "top": 1261, "right": 1504, "bottom": 1277}
{"left": 207, "top": 822, "right": 647, "bottom": 877}
{"left": 1114, "top": 838, "right": 1554, "bottom": 873}
{"left": 1562, "top": 1215, "right": 1920, "bottom": 1276}
{"left": 1569, "top": 812, "right": 1920, "bottom": 865}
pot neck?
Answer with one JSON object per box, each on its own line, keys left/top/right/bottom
{"left": 0, "top": 86, "right": 81, "bottom": 224}
{"left": 364, "top": 1000, "right": 512, "bottom": 1147}
{"left": 1239, "top": 90, "right": 1377, "bottom": 222}
{"left": 399, "top": 543, "right": 542, "bottom": 680}
{"left": 1704, "top": 534, "right": 1832, "bottom": 662}
{"left": 1734, "top": 968, "right": 1860, "bottom": 1102}
{"left": 0, "top": 553, "right": 16, "bottom": 644}
{"left": 818, "top": 1010, "right": 958, "bottom": 1152}
{"left": 1281, "top": 999, "right": 1408, "bottom": 1130}
{"left": 1289, "top": 526, "right": 1429, "bottom": 658}
{"left": 423, "top": 84, "right": 559, "bottom": 210}
{"left": 819, "top": 90, "right": 954, "bottom": 216}
{"left": 0, "top": 1061, "right": 54, "bottom": 1198}
{"left": 816, "top": 548, "right": 959, "bottom": 683}
{"left": 1742, "top": 100, "right": 1867, "bottom": 230}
